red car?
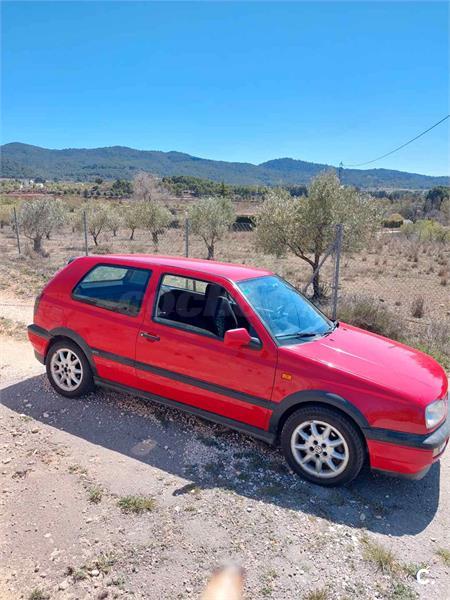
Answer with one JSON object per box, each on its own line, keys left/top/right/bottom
{"left": 28, "top": 255, "right": 449, "bottom": 486}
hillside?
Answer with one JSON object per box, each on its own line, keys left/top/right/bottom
{"left": 1, "top": 142, "right": 448, "bottom": 189}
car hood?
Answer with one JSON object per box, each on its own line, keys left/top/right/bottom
{"left": 280, "top": 322, "right": 448, "bottom": 405}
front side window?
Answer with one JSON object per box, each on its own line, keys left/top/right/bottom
{"left": 154, "top": 274, "right": 257, "bottom": 339}
{"left": 238, "top": 275, "right": 332, "bottom": 343}
{"left": 73, "top": 264, "right": 151, "bottom": 316}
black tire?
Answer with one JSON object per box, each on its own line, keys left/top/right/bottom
{"left": 280, "top": 406, "right": 365, "bottom": 486}
{"left": 46, "top": 339, "right": 95, "bottom": 398}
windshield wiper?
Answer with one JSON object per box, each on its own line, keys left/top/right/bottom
{"left": 276, "top": 331, "right": 321, "bottom": 340}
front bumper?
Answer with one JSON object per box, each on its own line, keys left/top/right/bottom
{"left": 367, "top": 414, "right": 449, "bottom": 478}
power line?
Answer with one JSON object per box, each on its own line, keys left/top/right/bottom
{"left": 342, "top": 114, "right": 449, "bottom": 168}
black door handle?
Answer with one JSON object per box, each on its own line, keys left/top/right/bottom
{"left": 140, "top": 332, "right": 160, "bottom": 342}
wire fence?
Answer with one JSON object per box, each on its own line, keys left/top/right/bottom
{"left": 4, "top": 209, "right": 450, "bottom": 335}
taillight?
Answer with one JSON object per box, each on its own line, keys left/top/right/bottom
{"left": 33, "top": 294, "right": 42, "bottom": 319}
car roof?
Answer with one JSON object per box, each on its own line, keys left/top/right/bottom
{"left": 87, "top": 254, "right": 273, "bottom": 282}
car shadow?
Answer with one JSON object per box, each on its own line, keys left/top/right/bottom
{"left": 1, "top": 374, "right": 441, "bottom": 536}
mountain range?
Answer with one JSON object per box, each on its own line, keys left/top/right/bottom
{"left": 1, "top": 142, "right": 448, "bottom": 189}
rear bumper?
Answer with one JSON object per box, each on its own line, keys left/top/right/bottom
{"left": 28, "top": 324, "right": 50, "bottom": 361}
{"left": 367, "top": 414, "right": 449, "bottom": 478}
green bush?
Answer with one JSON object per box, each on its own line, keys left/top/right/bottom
{"left": 401, "top": 219, "right": 450, "bottom": 243}
{"left": 383, "top": 213, "right": 404, "bottom": 228}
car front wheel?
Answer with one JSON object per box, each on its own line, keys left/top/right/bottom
{"left": 280, "top": 406, "right": 365, "bottom": 486}
{"left": 46, "top": 340, "right": 94, "bottom": 398}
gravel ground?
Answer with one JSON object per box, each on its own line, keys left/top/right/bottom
{"left": 0, "top": 330, "right": 449, "bottom": 599}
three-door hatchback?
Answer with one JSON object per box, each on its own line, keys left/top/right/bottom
{"left": 28, "top": 255, "right": 449, "bottom": 486}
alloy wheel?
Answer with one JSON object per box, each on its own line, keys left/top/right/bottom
{"left": 50, "top": 348, "right": 83, "bottom": 392}
{"left": 290, "top": 419, "right": 349, "bottom": 479}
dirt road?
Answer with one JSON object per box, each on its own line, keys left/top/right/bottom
{"left": 1, "top": 316, "right": 449, "bottom": 599}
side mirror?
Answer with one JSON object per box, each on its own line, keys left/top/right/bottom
{"left": 224, "top": 328, "right": 252, "bottom": 349}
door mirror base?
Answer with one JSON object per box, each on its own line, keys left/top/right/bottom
{"left": 224, "top": 328, "right": 253, "bottom": 348}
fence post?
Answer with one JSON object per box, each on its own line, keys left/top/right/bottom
{"left": 184, "top": 217, "right": 189, "bottom": 258}
{"left": 13, "top": 207, "right": 21, "bottom": 255}
{"left": 83, "top": 210, "right": 89, "bottom": 256}
{"left": 331, "top": 223, "right": 343, "bottom": 321}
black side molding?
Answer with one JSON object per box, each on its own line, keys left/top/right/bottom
{"left": 92, "top": 347, "right": 273, "bottom": 410}
{"left": 94, "top": 376, "right": 276, "bottom": 445}
{"left": 27, "top": 324, "right": 51, "bottom": 340}
{"left": 366, "top": 414, "right": 450, "bottom": 450}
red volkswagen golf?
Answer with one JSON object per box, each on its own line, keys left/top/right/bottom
{"left": 27, "top": 255, "right": 449, "bottom": 486}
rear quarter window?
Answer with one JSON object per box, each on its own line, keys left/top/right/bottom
{"left": 72, "top": 264, "right": 151, "bottom": 316}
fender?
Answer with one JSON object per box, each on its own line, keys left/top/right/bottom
{"left": 48, "top": 326, "right": 98, "bottom": 375}
{"left": 269, "top": 390, "right": 370, "bottom": 435}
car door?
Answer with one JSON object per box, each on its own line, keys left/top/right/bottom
{"left": 134, "top": 270, "right": 278, "bottom": 430}
{"left": 65, "top": 263, "right": 152, "bottom": 388}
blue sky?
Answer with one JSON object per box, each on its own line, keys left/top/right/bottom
{"left": 1, "top": 1, "right": 449, "bottom": 175}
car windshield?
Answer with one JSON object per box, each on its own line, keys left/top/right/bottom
{"left": 238, "top": 275, "right": 333, "bottom": 342}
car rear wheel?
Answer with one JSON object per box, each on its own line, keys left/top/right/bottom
{"left": 46, "top": 340, "right": 94, "bottom": 398}
{"left": 280, "top": 406, "right": 365, "bottom": 486}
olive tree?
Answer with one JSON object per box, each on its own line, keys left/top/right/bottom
{"left": 256, "top": 172, "right": 380, "bottom": 299}
{"left": 0, "top": 206, "right": 11, "bottom": 229}
{"left": 124, "top": 202, "right": 142, "bottom": 240}
{"left": 189, "top": 196, "right": 235, "bottom": 259}
{"left": 106, "top": 204, "right": 122, "bottom": 237}
{"left": 80, "top": 202, "right": 112, "bottom": 246}
{"left": 133, "top": 172, "right": 171, "bottom": 250}
{"left": 139, "top": 202, "right": 172, "bottom": 251}
{"left": 18, "top": 197, "right": 67, "bottom": 253}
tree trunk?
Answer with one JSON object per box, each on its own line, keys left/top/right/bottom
{"left": 152, "top": 231, "right": 159, "bottom": 252}
{"left": 312, "top": 270, "right": 321, "bottom": 300}
{"left": 93, "top": 233, "right": 98, "bottom": 246}
{"left": 207, "top": 243, "right": 214, "bottom": 260}
{"left": 33, "top": 236, "right": 42, "bottom": 253}
{"left": 129, "top": 228, "right": 135, "bottom": 241}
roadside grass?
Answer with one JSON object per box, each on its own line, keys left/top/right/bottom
{"left": 401, "top": 562, "right": 428, "bottom": 579}
{"left": 66, "top": 552, "right": 117, "bottom": 582}
{"left": 68, "top": 464, "right": 88, "bottom": 475}
{"left": 93, "top": 551, "right": 117, "bottom": 574}
{"left": 436, "top": 547, "right": 450, "bottom": 566}
{"left": 362, "top": 537, "right": 399, "bottom": 574}
{"left": 260, "top": 568, "right": 278, "bottom": 597}
{"left": 87, "top": 485, "right": 103, "bottom": 504}
{"left": 117, "top": 495, "right": 156, "bottom": 514}
{"left": 390, "top": 582, "right": 418, "bottom": 600}
{"left": 303, "top": 588, "right": 328, "bottom": 600}
{"left": 28, "top": 589, "right": 49, "bottom": 600}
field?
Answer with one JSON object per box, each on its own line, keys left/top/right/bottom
{"left": 0, "top": 192, "right": 449, "bottom": 365}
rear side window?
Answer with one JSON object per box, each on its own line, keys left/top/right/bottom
{"left": 73, "top": 264, "right": 151, "bottom": 316}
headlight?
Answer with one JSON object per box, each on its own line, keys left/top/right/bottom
{"left": 425, "top": 398, "right": 447, "bottom": 429}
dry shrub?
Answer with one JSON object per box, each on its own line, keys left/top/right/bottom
{"left": 91, "top": 244, "right": 112, "bottom": 255}
{"left": 410, "top": 322, "right": 450, "bottom": 370}
{"left": 410, "top": 296, "right": 425, "bottom": 318}
{"left": 338, "top": 295, "right": 404, "bottom": 340}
